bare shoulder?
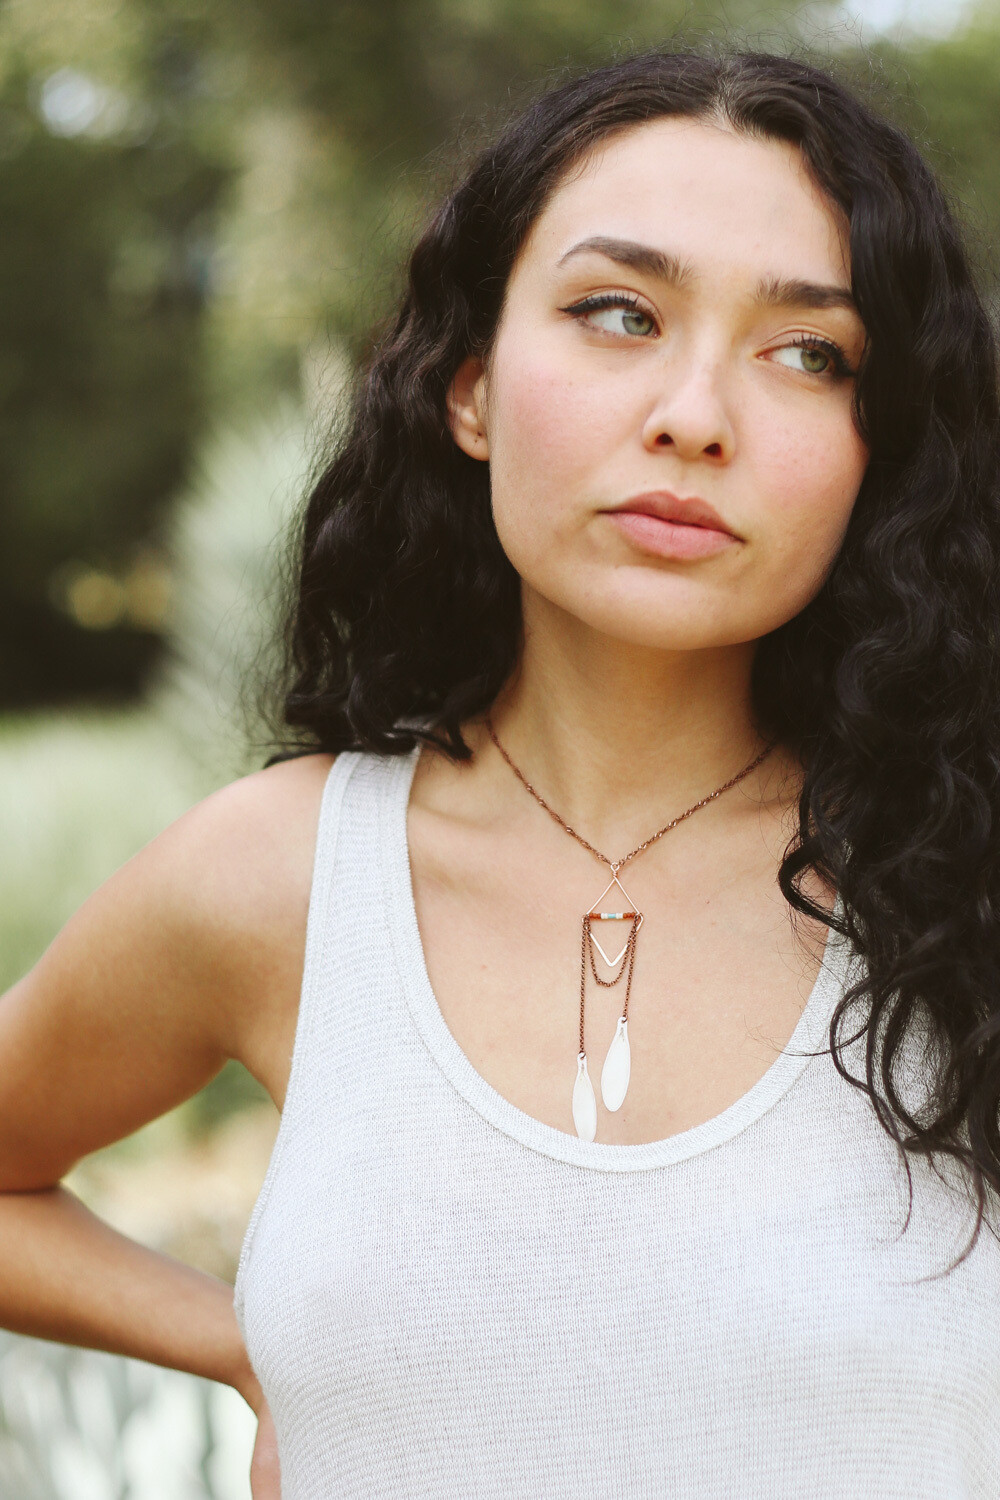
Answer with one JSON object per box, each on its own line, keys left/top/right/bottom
{"left": 151, "top": 751, "right": 335, "bottom": 931}
{"left": 0, "top": 753, "right": 334, "bottom": 1189}
{"left": 131, "top": 751, "right": 338, "bottom": 1086}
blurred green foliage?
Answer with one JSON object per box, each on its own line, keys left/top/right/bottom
{"left": 0, "top": 706, "right": 212, "bottom": 989}
{"left": 884, "top": 12, "right": 1000, "bottom": 285}
{"left": 0, "top": 10, "right": 233, "bottom": 704}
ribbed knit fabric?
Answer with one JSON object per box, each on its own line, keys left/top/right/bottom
{"left": 234, "top": 747, "right": 1000, "bottom": 1499}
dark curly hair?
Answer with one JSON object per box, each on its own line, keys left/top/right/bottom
{"left": 275, "top": 45, "right": 1000, "bottom": 1261}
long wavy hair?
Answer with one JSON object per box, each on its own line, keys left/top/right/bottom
{"left": 275, "top": 45, "right": 1000, "bottom": 1259}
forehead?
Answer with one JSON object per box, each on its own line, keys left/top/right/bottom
{"left": 517, "top": 115, "right": 851, "bottom": 289}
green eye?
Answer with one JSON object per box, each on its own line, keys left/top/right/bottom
{"left": 799, "top": 346, "right": 830, "bottom": 373}
{"left": 561, "top": 294, "right": 658, "bottom": 339}
{"left": 620, "top": 309, "right": 656, "bottom": 337}
{"left": 772, "top": 337, "right": 854, "bottom": 378}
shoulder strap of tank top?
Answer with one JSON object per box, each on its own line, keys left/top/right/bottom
{"left": 233, "top": 748, "right": 364, "bottom": 1311}
{"left": 302, "top": 750, "right": 365, "bottom": 985}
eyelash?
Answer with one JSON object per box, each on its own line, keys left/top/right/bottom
{"left": 558, "top": 292, "right": 856, "bottom": 379}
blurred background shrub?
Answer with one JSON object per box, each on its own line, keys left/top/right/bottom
{"left": 1, "top": 0, "right": 998, "bottom": 1493}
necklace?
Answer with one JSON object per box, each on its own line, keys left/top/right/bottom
{"left": 484, "top": 715, "right": 774, "bottom": 1141}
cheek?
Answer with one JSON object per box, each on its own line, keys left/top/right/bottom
{"left": 748, "top": 400, "right": 867, "bottom": 607}
{"left": 485, "top": 337, "right": 622, "bottom": 521}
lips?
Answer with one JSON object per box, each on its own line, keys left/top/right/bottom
{"left": 607, "top": 491, "right": 738, "bottom": 537}
{"left": 602, "top": 490, "right": 740, "bottom": 561}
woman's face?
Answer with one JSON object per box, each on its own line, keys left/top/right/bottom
{"left": 449, "top": 115, "right": 870, "bottom": 650}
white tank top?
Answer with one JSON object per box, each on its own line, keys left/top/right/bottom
{"left": 233, "top": 747, "right": 1000, "bottom": 1499}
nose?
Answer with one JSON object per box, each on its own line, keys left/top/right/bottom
{"left": 640, "top": 344, "right": 735, "bottom": 462}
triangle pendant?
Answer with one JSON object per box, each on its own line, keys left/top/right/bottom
{"left": 587, "top": 871, "right": 642, "bottom": 968}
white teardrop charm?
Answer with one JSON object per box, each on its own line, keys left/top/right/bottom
{"left": 572, "top": 1052, "right": 598, "bottom": 1141}
{"left": 601, "top": 1015, "right": 631, "bottom": 1112}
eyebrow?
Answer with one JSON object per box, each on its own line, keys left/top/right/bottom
{"left": 556, "top": 235, "right": 859, "bottom": 314}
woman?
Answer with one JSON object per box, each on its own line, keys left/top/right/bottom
{"left": 2, "top": 42, "right": 999, "bottom": 1499}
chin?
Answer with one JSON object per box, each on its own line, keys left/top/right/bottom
{"left": 543, "top": 594, "right": 754, "bottom": 653}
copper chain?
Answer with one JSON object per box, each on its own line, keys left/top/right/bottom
{"left": 484, "top": 714, "right": 774, "bottom": 873}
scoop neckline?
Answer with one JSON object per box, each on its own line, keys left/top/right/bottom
{"left": 380, "top": 739, "right": 848, "bottom": 1173}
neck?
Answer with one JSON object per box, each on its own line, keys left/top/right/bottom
{"left": 483, "top": 595, "right": 771, "bottom": 851}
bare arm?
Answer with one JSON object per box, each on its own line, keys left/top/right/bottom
{"left": 0, "top": 1186, "right": 259, "bottom": 1401}
{"left": 0, "top": 752, "right": 332, "bottom": 1410}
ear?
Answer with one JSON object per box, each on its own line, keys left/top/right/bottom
{"left": 446, "top": 356, "right": 490, "bottom": 461}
